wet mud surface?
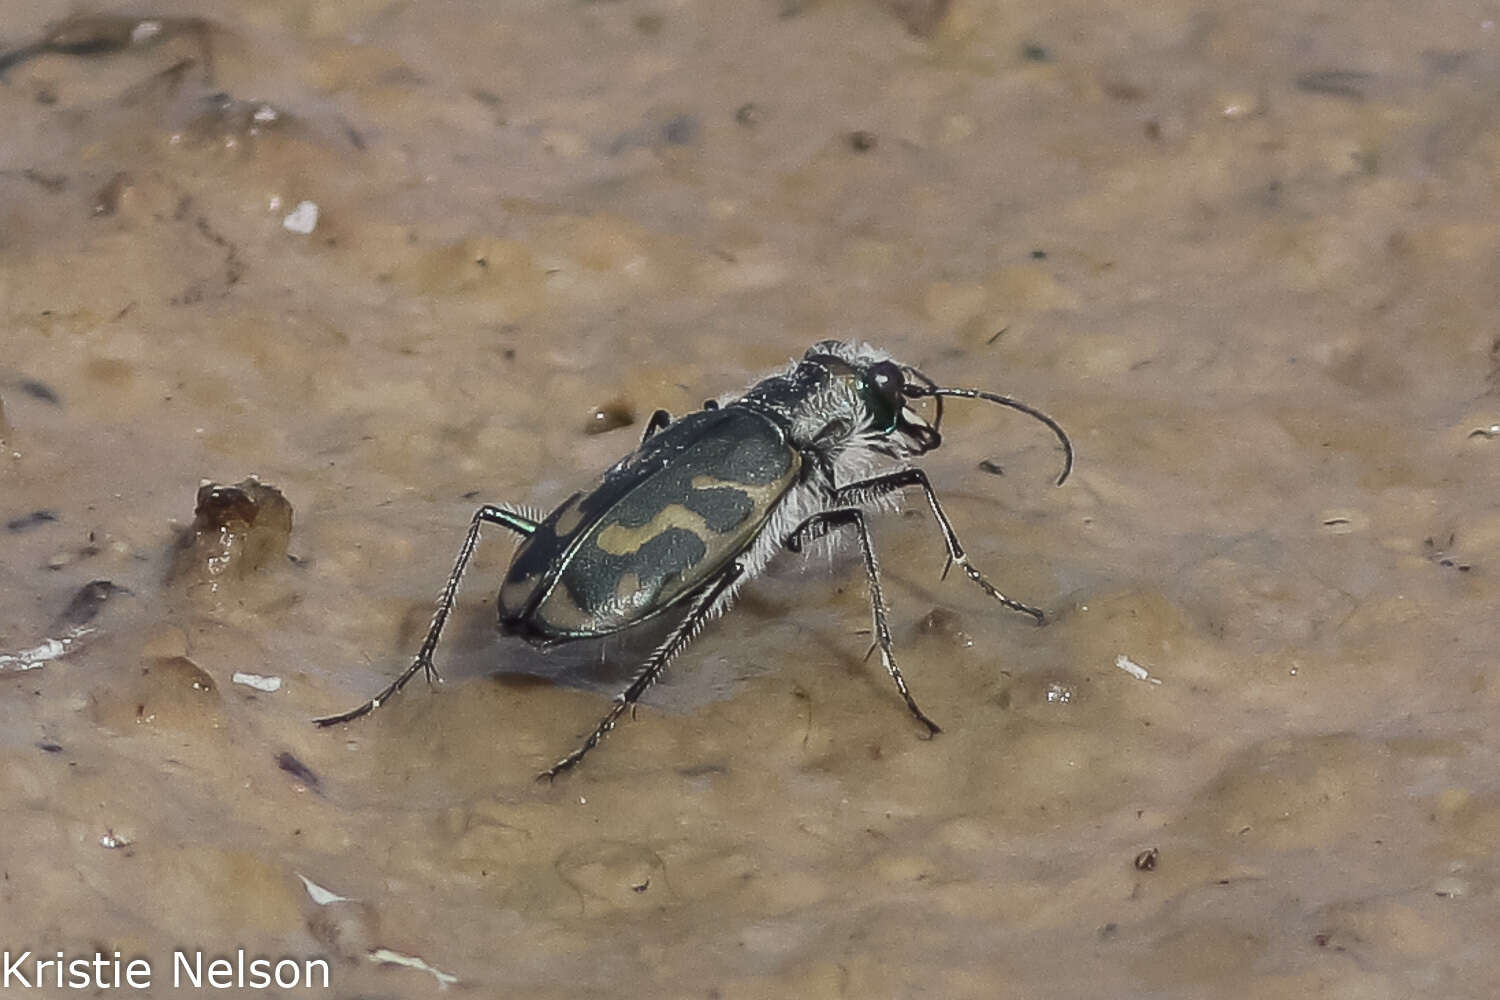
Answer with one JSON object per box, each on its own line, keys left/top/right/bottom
{"left": 3, "top": 0, "right": 1500, "bottom": 996}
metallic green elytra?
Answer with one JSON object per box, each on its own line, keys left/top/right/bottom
{"left": 315, "top": 341, "right": 1073, "bottom": 780}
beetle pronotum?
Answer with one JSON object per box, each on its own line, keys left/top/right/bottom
{"left": 316, "top": 341, "right": 1072, "bottom": 779}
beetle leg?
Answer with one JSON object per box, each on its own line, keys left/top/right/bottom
{"left": 640, "top": 409, "right": 672, "bottom": 444}
{"left": 786, "top": 508, "right": 941, "bottom": 736}
{"left": 827, "top": 468, "right": 1046, "bottom": 624}
{"left": 538, "top": 561, "right": 745, "bottom": 780}
{"left": 313, "top": 504, "right": 539, "bottom": 727}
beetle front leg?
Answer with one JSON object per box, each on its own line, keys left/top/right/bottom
{"left": 830, "top": 468, "right": 1046, "bottom": 624}
{"left": 786, "top": 508, "right": 941, "bottom": 736}
{"left": 313, "top": 504, "right": 540, "bottom": 727}
{"left": 539, "top": 561, "right": 744, "bottom": 780}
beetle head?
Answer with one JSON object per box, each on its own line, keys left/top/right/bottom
{"left": 803, "top": 342, "right": 942, "bottom": 458}
{"left": 802, "top": 340, "right": 1073, "bottom": 485}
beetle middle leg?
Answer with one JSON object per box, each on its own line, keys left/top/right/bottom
{"left": 313, "top": 504, "right": 539, "bottom": 727}
{"left": 539, "top": 561, "right": 744, "bottom": 781}
{"left": 786, "top": 508, "right": 942, "bottom": 736}
{"left": 829, "top": 468, "right": 1046, "bottom": 624}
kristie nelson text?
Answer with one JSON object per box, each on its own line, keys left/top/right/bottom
{"left": 3, "top": 950, "right": 331, "bottom": 990}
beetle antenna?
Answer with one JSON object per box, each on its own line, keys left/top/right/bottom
{"left": 905, "top": 385, "right": 1073, "bottom": 486}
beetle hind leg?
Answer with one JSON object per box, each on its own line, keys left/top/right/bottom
{"left": 538, "top": 562, "right": 744, "bottom": 780}
{"left": 313, "top": 503, "right": 539, "bottom": 728}
{"left": 786, "top": 508, "right": 942, "bottom": 736}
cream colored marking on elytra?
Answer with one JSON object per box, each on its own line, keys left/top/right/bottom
{"left": 552, "top": 495, "right": 586, "bottom": 537}
{"left": 689, "top": 473, "right": 743, "bottom": 490}
{"left": 595, "top": 504, "right": 717, "bottom": 556}
{"left": 587, "top": 455, "right": 802, "bottom": 577}
{"left": 612, "top": 571, "right": 643, "bottom": 606}
{"left": 687, "top": 470, "right": 802, "bottom": 523}
{"left": 539, "top": 583, "right": 596, "bottom": 631}
{"left": 499, "top": 570, "right": 538, "bottom": 610}
{"left": 688, "top": 470, "right": 797, "bottom": 501}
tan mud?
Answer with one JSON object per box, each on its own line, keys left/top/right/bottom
{"left": 3, "top": 0, "right": 1499, "bottom": 996}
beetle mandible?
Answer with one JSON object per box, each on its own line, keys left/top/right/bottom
{"left": 315, "top": 341, "right": 1073, "bottom": 779}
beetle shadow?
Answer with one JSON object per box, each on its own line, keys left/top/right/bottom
{"left": 432, "top": 596, "right": 694, "bottom": 697}
{"left": 412, "top": 543, "right": 980, "bottom": 719}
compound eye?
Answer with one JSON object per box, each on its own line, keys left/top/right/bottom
{"left": 867, "top": 360, "right": 905, "bottom": 403}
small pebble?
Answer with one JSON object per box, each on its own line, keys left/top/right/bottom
{"left": 54, "top": 579, "right": 127, "bottom": 629}
{"left": 585, "top": 400, "right": 635, "bottom": 435}
{"left": 283, "top": 201, "right": 319, "bottom": 235}
{"left": 170, "top": 477, "right": 293, "bottom": 589}
{"left": 93, "top": 173, "right": 132, "bottom": 215}
{"left": 1432, "top": 875, "right": 1468, "bottom": 898}
{"left": 1218, "top": 91, "right": 1261, "bottom": 119}
{"left": 6, "top": 509, "right": 57, "bottom": 532}
{"left": 1318, "top": 508, "right": 1370, "bottom": 534}
{"left": 233, "top": 672, "right": 283, "bottom": 692}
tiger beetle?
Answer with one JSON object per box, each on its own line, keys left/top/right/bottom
{"left": 314, "top": 341, "right": 1072, "bottom": 780}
